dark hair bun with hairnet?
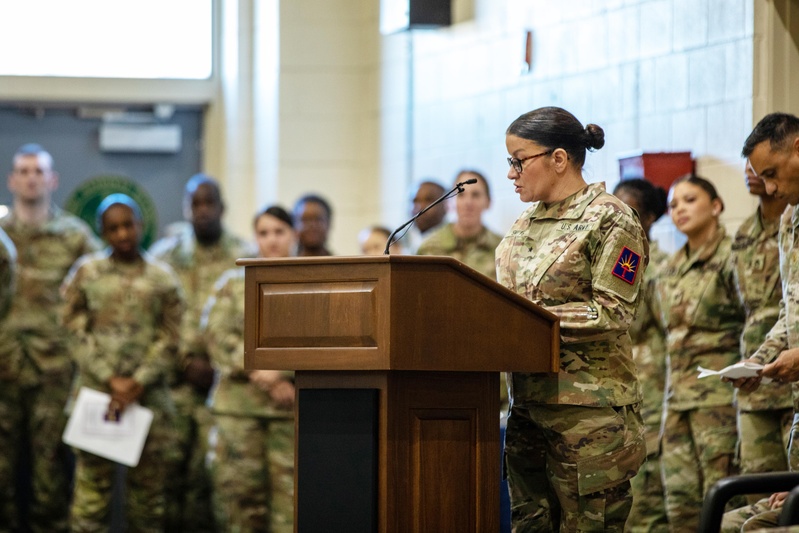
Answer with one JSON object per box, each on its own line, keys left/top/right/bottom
{"left": 585, "top": 124, "right": 605, "bottom": 150}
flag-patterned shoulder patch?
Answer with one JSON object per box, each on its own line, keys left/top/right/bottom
{"left": 611, "top": 246, "right": 640, "bottom": 285}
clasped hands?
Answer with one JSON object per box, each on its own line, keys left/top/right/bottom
{"left": 249, "top": 369, "right": 295, "bottom": 409}
{"left": 106, "top": 376, "right": 144, "bottom": 421}
{"left": 725, "top": 348, "right": 799, "bottom": 392}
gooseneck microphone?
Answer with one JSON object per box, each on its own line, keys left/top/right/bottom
{"left": 383, "top": 178, "right": 478, "bottom": 255}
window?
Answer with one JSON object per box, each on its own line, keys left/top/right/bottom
{"left": 0, "top": 0, "right": 212, "bottom": 79}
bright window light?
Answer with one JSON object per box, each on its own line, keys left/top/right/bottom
{"left": 0, "top": 0, "right": 213, "bottom": 79}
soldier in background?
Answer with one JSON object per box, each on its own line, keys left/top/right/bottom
{"left": 203, "top": 205, "right": 297, "bottom": 532}
{"left": 732, "top": 164, "right": 793, "bottom": 478}
{"left": 722, "top": 113, "right": 799, "bottom": 531}
{"left": 0, "top": 143, "right": 102, "bottom": 532}
{"left": 657, "top": 175, "right": 745, "bottom": 531}
{"left": 613, "top": 179, "right": 670, "bottom": 533}
{"left": 293, "top": 194, "right": 333, "bottom": 257}
{"left": 149, "top": 173, "right": 255, "bottom": 532}
{"left": 62, "top": 194, "right": 183, "bottom": 531}
{"left": 0, "top": 227, "right": 17, "bottom": 532}
{"left": 417, "top": 170, "right": 502, "bottom": 280}
{"left": 405, "top": 180, "right": 447, "bottom": 254}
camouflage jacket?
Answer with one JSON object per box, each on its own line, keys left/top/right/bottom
{"left": 61, "top": 250, "right": 184, "bottom": 408}
{"left": 0, "top": 228, "right": 16, "bottom": 322}
{"left": 417, "top": 223, "right": 503, "bottom": 279}
{"left": 496, "top": 182, "right": 647, "bottom": 407}
{"left": 202, "top": 268, "right": 294, "bottom": 419}
{"left": 0, "top": 207, "right": 102, "bottom": 377}
{"left": 149, "top": 226, "right": 256, "bottom": 362}
{"left": 752, "top": 205, "right": 799, "bottom": 364}
{"left": 657, "top": 226, "right": 744, "bottom": 411}
{"left": 628, "top": 240, "right": 669, "bottom": 455}
{"left": 732, "top": 207, "right": 792, "bottom": 411}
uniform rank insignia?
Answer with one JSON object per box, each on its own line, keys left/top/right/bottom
{"left": 612, "top": 246, "right": 640, "bottom": 285}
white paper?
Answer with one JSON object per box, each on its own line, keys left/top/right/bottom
{"left": 697, "top": 361, "right": 773, "bottom": 384}
{"left": 62, "top": 387, "right": 153, "bottom": 467}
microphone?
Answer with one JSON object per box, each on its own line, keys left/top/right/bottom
{"left": 383, "top": 178, "right": 478, "bottom": 255}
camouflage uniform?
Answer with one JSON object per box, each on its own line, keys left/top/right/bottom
{"left": 721, "top": 206, "right": 799, "bottom": 532}
{"left": 416, "top": 222, "right": 510, "bottom": 411}
{"left": 625, "top": 241, "right": 670, "bottom": 533}
{"left": 656, "top": 225, "right": 745, "bottom": 531}
{"left": 149, "top": 226, "right": 255, "bottom": 532}
{"left": 0, "top": 207, "right": 102, "bottom": 533}
{"left": 496, "top": 182, "right": 648, "bottom": 532}
{"left": 61, "top": 250, "right": 184, "bottom": 532}
{"left": 203, "top": 268, "right": 295, "bottom": 532}
{"left": 0, "top": 227, "right": 18, "bottom": 533}
{"left": 732, "top": 208, "right": 793, "bottom": 480}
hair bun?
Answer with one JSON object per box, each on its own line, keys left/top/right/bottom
{"left": 584, "top": 124, "right": 605, "bottom": 150}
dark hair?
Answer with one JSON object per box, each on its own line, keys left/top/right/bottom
{"left": 742, "top": 112, "right": 799, "bottom": 157}
{"left": 613, "top": 179, "right": 668, "bottom": 220}
{"left": 455, "top": 170, "right": 491, "bottom": 201}
{"left": 506, "top": 106, "right": 604, "bottom": 168}
{"left": 253, "top": 205, "right": 294, "bottom": 229}
{"left": 294, "top": 194, "right": 332, "bottom": 220}
{"left": 184, "top": 173, "right": 222, "bottom": 201}
{"left": 95, "top": 193, "right": 142, "bottom": 232}
{"left": 366, "top": 225, "right": 391, "bottom": 238}
{"left": 671, "top": 174, "right": 724, "bottom": 213}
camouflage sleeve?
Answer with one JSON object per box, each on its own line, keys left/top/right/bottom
{"left": 61, "top": 261, "right": 116, "bottom": 385}
{"left": 750, "top": 302, "right": 789, "bottom": 364}
{"left": 132, "top": 276, "right": 184, "bottom": 387}
{"left": 202, "top": 272, "right": 245, "bottom": 377}
{"left": 0, "top": 230, "right": 16, "bottom": 321}
{"left": 547, "top": 222, "right": 648, "bottom": 339}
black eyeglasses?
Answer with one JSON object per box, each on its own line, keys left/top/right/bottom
{"left": 507, "top": 150, "right": 553, "bottom": 173}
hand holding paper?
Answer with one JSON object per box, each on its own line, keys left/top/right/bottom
{"left": 697, "top": 361, "right": 772, "bottom": 384}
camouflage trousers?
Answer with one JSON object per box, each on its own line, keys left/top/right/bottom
{"left": 720, "top": 498, "right": 779, "bottom": 532}
{"left": 661, "top": 406, "right": 739, "bottom": 533}
{"left": 164, "top": 384, "right": 217, "bottom": 532}
{"left": 738, "top": 408, "right": 793, "bottom": 475}
{"left": 211, "top": 414, "right": 295, "bottom": 533}
{"left": 0, "top": 369, "right": 73, "bottom": 533}
{"left": 625, "top": 454, "right": 669, "bottom": 532}
{"left": 70, "top": 408, "right": 174, "bottom": 533}
{"left": 505, "top": 403, "right": 646, "bottom": 532}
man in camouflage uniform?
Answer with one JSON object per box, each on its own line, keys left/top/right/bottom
{"left": 149, "top": 174, "right": 256, "bottom": 532}
{"left": 203, "top": 266, "right": 295, "bottom": 532}
{"left": 732, "top": 165, "right": 793, "bottom": 476}
{"left": 0, "top": 144, "right": 102, "bottom": 533}
{"left": 62, "top": 194, "right": 183, "bottom": 531}
{"left": 0, "top": 227, "right": 17, "bottom": 532}
{"left": 722, "top": 114, "right": 799, "bottom": 532}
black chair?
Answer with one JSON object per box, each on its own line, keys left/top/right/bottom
{"left": 698, "top": 472, "right": 799, "bottom": 532}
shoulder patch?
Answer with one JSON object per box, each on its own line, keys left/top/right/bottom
{"left": 611, "top": 246, "right": 641, "bottom": 285}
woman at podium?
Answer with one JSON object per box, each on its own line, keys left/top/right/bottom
{"left": 497, "top": 106, "right": 648, "bottom": 532}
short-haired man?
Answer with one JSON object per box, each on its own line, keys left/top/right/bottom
{"left": 724, "top": 113, "right": 799, "bottom": 530}
{"left": 149, "top": 173, "right": 256, "bottom": 532}
{"left": 0, "top": 143, "right": 102, "bottom": 532}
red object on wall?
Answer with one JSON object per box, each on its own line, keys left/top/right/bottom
{"left": 618, "top": 151, "right": 695, "bottom": 192}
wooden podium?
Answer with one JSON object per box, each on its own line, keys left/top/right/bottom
{"left": 239, "top": 255, "right": 559, "bottom": 533}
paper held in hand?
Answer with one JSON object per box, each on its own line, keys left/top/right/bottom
{"left": 697, "top": 361, "right": 773, "bottom": 384}
{"left": 62, "top": 387, "right": 153, "bottom": 467}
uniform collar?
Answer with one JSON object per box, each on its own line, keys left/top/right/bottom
{"left": 678, "top": 224, "right": 727, "bottom": 272}
{"left": 529, "top": 182, "right": 605, "bottom": 221}
{"left": 3, "top": 204, "right": 64, "bottom": 232}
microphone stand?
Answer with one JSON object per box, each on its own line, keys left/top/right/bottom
{"left": 383, "top": 178, "right": 477, "bottom": 255}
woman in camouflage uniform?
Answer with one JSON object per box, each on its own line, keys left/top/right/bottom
{"left": 203, "top": 205, "right": 297, "bottom": 532}
{"left": 656, "top": 175, "right": 745, "bottom": 531}
{"left": 498, "top": 106, "right": 648, "bottom": 532}
{"left": 613, "top": 179, "right": 670, "bottom": 533}
{"left": 62, "top": 194, "right": 183, "bottom": 532}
